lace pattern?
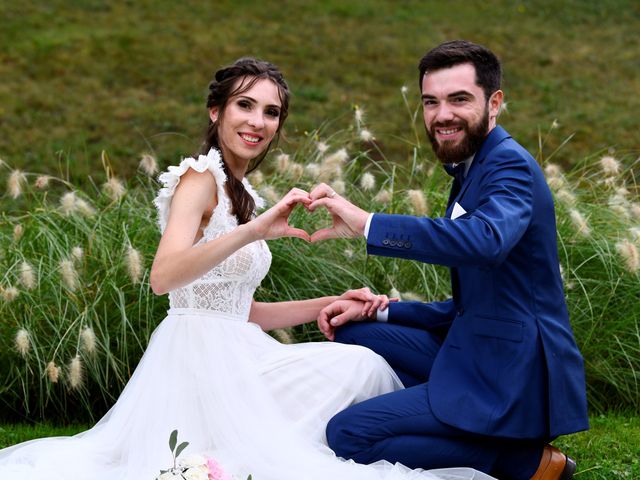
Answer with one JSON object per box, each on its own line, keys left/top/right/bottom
{"left": 154, "top": 148, "right": 271, "bottom": 320}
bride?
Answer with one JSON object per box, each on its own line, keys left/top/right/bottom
{"left": 0, "top": 57, "right": 492, "bottom": 480}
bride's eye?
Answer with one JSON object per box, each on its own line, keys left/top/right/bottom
{"left": 265, "top": 107, "right": 280, "bottom": 118}
{"left": 237, "top": 100, "right": 251, "bottom": 109}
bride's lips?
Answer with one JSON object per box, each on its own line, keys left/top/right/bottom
{"left": 238, "top": 132, "right": 263, "bottom": 146}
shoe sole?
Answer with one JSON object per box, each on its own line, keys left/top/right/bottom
{"left": 560, "top": 456, "right": 576, "bottom": 480}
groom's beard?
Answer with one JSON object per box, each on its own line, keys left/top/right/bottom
{"left": 426, "top": 106, "right": 489, "bottom": 165}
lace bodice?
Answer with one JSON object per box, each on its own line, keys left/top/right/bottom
{"left": 153, "top": 148, "right": 271, "bottom": 320}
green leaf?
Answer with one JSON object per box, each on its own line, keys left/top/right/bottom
{"left": 175, "top": 441, "right": 189, "bottom": 459}
{"left": 169, "top": 429, "right": 178, "bottom": 453}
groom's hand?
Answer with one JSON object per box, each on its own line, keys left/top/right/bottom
{"left": 307, "top": 183, "right": 369, "bottom": 242}
{"left": 317, "top": 299, "right": 370, "bottom": 341}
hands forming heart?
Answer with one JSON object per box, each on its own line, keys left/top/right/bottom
{"left": 251, "top": 183, "right": 370, "bottom": 243}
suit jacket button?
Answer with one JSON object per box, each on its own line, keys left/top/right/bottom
{"left": 389, "top": 240, "right": 397, "bottom": 247}
{"left": 382, "top": 239, "right": 390, "bottom": 246}
{"left": 457, "top": 307, "right": 464, "bottom": 316}
{"left": 404, "top": 241, "right": 412, "bottom": 248}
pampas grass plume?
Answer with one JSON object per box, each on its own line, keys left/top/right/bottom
{"left": 2, "top": 285, "right": 19, "bottom": 302}
{"left": 8, "top": 169, "right": 26, "bottom": 199}
{"left": 276, "top": 153, "right": 290, "bottom": 173}
{"left": 81, "top": 327, "right": 97, "bottom": 354}
{"left": 272, "top": 328, "right": 293, "bottom": 344}
{"left": 359, "top": 129, "right": 374, "bottom": 142}
{"left": 616, "top": 239, "right": 639, "bottom": 273}
{"left": 375, "top": 188, "right": 392, "bottom": 204}
{"left": 60, "top": 259, "right": 78, "bottom": 291}
{"left": 407, "top": 189, "right": 428, "bottom": 215}
{"left": 260, "top": 186, "right": 280, "bottom": 204}
{"left": 47, "top": 361, "right": 61, "bottom": 383}
{"left": 103, "top": 177, "right": 126, "bottom": 201}
{"left": 15, "top": 328, "right": 30, "bottom": 356}
{"left": 316, "top": 141, "right": 329, "bottom": 154}
{"left": 569, "top": 209, "right": 591, "bottom": 237}
{"left": 20, "top": 261, "right": 36, "bottom": 290}
{"left": 13, "top": 224, "right": 24, "bottom": 242}
{"left": 332, "top": 180, "right": 346, "bottom": 195}
{"left": 126, "top": 245, "right": 144, "bottom": 284}
{"left": 249, "top": 170, "right": 264, "bottom": 186}
{"left": 139, "top": 153, "right": 158, "bottom": 176}
{"left": 360, "top": 172, "right": 376, "bottom": 191}
{"left": 600, "top": 155, "right": 621, "bottom": 176}
{"left": 68, "top": 355, "right": 84, "bottom": 390}
{"left": 60, "top": 192, "right": 78, "bottom": 215}
{"left": 34, "top": 175, "right": 51, "bottom": 189}
{"left": 72, "top": 246, "right": 84, "bottom": 262}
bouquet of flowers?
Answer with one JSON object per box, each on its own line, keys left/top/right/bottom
{"left": 155, "top": 430, "right": 249, "bottom": 480}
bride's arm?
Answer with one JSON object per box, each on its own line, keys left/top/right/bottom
{"left": 249, "top": 287, "right": 392, "bottom": 331}
{"left": 150, "top": 170, "right": 258, "bottom": 295}
{"left": 150, "top": 172, "right": 311, "bottom": 295}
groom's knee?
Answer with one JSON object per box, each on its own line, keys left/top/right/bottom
{"left": 334, "top": 321, "right": 381, "bottom": 346}
{"left": 326, "top": 409, "right": 367, "bottom": 460}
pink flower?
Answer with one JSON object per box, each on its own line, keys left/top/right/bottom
{"left": 207, "top": 458, "right": 231, "bottom": 480}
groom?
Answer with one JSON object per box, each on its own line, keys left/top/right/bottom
{"left": 308, "top": 40, "right": 588, "bottom": 480}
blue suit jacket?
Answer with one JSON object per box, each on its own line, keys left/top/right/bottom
{"left": 367, "top": 126, "right": 589, "bottom": 439}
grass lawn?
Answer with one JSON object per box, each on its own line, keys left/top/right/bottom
{"left": 2, "top": 1, "right": 640, "bottom": 181}
{"left": 1, "top": 413, "right": 638, "bottom": 478}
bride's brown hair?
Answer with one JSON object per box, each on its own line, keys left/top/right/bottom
{"left": 200, "top": 57, "right": 290, "bottom": 225}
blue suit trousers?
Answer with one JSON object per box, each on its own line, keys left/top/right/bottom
{"left": 329, "top": 322, "right": 543, "bottom": 479}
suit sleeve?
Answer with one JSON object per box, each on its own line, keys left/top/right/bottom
{"left": 387, "top": 299, "right": 455, "bottom": 332}
{"left": 367, "top": 151, "right": 534, "bottom": 268}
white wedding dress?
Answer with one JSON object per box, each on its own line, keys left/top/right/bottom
{"left": 0, "top": 149, "right": 493, "bottom": 480}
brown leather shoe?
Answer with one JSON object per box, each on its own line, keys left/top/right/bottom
{"left": 530, "top": 445, "right": 576, "bottom": 480}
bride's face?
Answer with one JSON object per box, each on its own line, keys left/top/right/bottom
{"left": 210, "top": 77, "right": 283, "bottom": 173}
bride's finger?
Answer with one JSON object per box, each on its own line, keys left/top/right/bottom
{"left": 285, "top": 227, "right": 311, "bottom": 242}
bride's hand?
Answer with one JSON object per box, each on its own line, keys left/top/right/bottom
{"left": 338, "top": 287, "right": 395, "bottom": 318}
{"left": 249, "top": 188, "right": 311, "bottom": 241}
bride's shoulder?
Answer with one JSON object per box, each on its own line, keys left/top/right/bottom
{"left": 153, "top": 148, "right": 226, "bottom": 231}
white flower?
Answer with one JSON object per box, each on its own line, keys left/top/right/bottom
{"left": 354, "top": 106, "right": 365, "bottom": 128}
{"left": 183, "top": 468, "right": 208, "bottom": 480}
{"left": 180, "top": 454, "right": 208, "bottom": 469}
{"left": 360, "top": 172, "right": 375, "bottom": 191}
{"left": 401, "top": 85, "right": 409, "bottom": 95}
{"left": 551, "top": 119, "right": 559, "bottom": 129}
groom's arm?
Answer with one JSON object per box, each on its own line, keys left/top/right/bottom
{"left": 384, "top": 299, "right": 455, "bottom": 332}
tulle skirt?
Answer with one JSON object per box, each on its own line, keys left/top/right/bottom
{"left": 0, "top": 308, "right": 493, "bottom": 480}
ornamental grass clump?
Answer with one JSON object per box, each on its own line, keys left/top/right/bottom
{"left": 0, "top": 107, "right": 639, "bottom": 422}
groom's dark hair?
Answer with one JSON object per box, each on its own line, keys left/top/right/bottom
{"left": 418, "top": 40, "right": 502, "bottom": 102}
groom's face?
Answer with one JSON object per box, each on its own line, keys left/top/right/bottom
{"left": 421, "top": 63, "right": 500, "bottom": 164}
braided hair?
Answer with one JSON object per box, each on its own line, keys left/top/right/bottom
{"left": 200, "top": 57, "right": 290, "bottom": 224}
